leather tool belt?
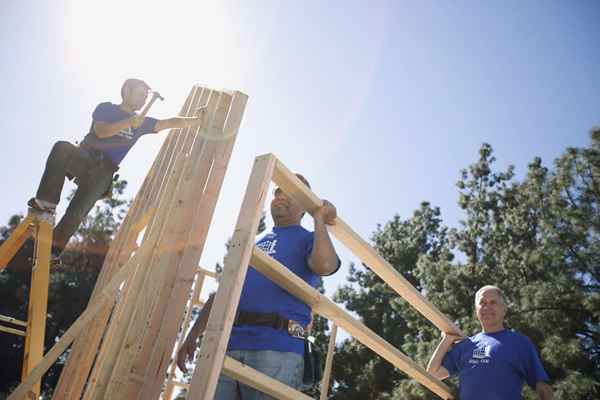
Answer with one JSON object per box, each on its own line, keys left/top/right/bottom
{"left": 234, "top": 311, "right": 305, "bottom": 339}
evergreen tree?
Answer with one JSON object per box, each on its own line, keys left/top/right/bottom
{"left": 332, "top": 136, "right": 600, "bottom": 399}
{"left": 0, "top": 180, "right": 129, "bottom": 397}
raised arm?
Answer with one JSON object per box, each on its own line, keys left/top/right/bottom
{"left": 427, "top": 332, "right": 462, "bottom": 380}
{"left": 154, "top": 106, "right": 208, "bottom": 132}
{"left": 308, "top": 200, "right": 339, "bottom": 276}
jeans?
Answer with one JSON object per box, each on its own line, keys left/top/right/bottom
{"left": 214, "top": 350, "right": 304, "bottom": 400}
{"left": 35, "top": 141, "right": 115, "bottom": 250}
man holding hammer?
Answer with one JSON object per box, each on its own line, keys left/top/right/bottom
{"left": 27, "top": 78, "right": 207, "bottom": 259}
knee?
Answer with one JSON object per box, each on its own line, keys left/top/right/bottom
{"left": 48, "top": 141, "right": 73, "bottom": 163}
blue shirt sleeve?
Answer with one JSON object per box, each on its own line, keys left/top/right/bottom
{"left": 137, "top": 116, "right": 158, "bottom": 135}
{"left": 441, "top": 341, "right": 463, "bottom": 376}
{"left": 521, "top": 336, "right": 550, "bottom": 388}
{"left": 303, "top": 232, "right": 341, "bottom": 276}
{"left": 92, "top": 102, "right": 119, "bottom": 122}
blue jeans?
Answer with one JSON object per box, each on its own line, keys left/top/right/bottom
{"left": 214, "top": 350, "right": 304, "bottom": 400}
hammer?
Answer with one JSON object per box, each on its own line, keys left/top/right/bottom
{"left": 140, "top": 90, "right": 164, "bottom": 117}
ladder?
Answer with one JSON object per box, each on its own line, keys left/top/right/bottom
{"left": 0, "top": 208, "right": 54, "bottom": 399}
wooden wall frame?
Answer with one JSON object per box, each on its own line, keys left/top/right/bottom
{"left": 188, "top": 154, "right": 462, "bottom": 400}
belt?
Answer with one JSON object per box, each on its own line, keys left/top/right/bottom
{"left": 234, "top": 311, "right": 305, "bottom": 338}
{"left": 79, "top": 143, "right": 119, "bottom": 172}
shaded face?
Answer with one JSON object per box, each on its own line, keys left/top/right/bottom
{"left": 475, "top": 289, "right": 506, "bottom": 328}
{"left": 125, "top": 85, "right": 149, "bottom": 110}
{"left": 270, "top": 187, "right": 304, "bottom": 225}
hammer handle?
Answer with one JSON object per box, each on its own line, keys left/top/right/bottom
{"left": 139, "top": 94, "right": 159, "bottom": 117}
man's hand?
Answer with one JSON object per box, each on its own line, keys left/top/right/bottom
{"left": 441, "top": 332, "right": 463, "bottom": 345}
{"left": 176, "top": 338, "right": 197, "bottom": 374}
{"left": 427, "top": 331, "right": 464, "bottom": 380}
{"left": 129, "top": 114, "right": 145, "bottom": 129}
{"left": 313, "top": 200, "right": 337, "bottom": 225}
{"left": 192, "top": 106, "right": 209, "bottom": 127}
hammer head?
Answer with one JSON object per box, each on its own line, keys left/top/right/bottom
{"left": 151, "top": 91, "right": 165, "bottom": 101}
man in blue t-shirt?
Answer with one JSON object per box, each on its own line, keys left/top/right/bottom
{"left": 427, "top": 285, "right": 554, "bottom": 400}
{"left": 177, "top": 174, "right": 340, "bottom": 399}
{"left": 24, "top": 78, "right": 207, "bottom": 259}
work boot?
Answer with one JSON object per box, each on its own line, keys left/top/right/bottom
{"left": 27, "top": 198, "right": 57, "bottom": 214}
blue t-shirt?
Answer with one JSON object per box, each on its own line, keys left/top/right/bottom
{"left": 442, "top": 329, "right": 550, "bottom": 400}
{"left": 81, "top": 102, "right": 158, "bottom": 165}
{"left": 228, "top": 225, "right": 321, "bottom": 355}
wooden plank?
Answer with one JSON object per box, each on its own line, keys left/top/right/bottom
{"left": 138, "top": 91, "right": 249, "bottom": 399}
{"left": 198, "top": 267, "right": 217, "bottom": 279}
{"left": 100, "top": 89, "right": 218, "bottom": 399}
{"left": 187, "top": 154, "right": 277, "bottom": 400}
{"left": 0, "top": 215, "right": 33, "bottom": 269}
{"left": 83, "top": 88, "right": 206, "bottom": 400}
{"left": 0, "top": 325, "right": 26, "bottom": 336}
{"left": 7, "top": 243, "right": 153, "bottom": 400}
{"left": 320, "top": 323, "right": 337, "bottom": 400}
{"left": 250, "top": 247, "right": 455, "bottom": 400}
{"left": 222, "top": 356, "right": 313, "bottom": 400}
{"left": 271, "top": 159, "right": 462, "bottom": 336}
{"left": 162, "top": 271, "right": 206, "bottom": 400}
{"left": 53, "top": 87, "right": 197, "bottom": 400}
{"left": 0, "top": 314, "right": 27, "bottom": 327}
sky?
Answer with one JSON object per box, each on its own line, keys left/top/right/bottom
{"left": 1, "top": 0, "right": 599, "bottom": 324}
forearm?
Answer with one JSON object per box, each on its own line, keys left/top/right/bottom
{"left": 94, "top": 118, "right": 133, "bottom": 138}
{"left": 156, "top": 116, "right": 201, "bottom": 131}
{"left": 184, "top": 295, "right": 214, "bottom": 344}
{"left": 309, "top": 218, "right": 338, "bottom": 275}
{"left": 427, "top": 339, "right": 452, "bottom": 379}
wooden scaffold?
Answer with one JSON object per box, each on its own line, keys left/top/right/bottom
{"left": 7, "top": 84, "right": 248, "bottom": 400}
{"left": 7, "top": 86, "right": 462, "bottom": 400}
{"left": 185, "top": 154, "right": 464, "bottom": 400}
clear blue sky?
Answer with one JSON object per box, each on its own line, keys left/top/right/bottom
{"left": 1, "top": 1, "right": 599, "bottom": 301}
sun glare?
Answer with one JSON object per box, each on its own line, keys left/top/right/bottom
{"left": 64, "top": 0, "right": 233, "bottom": 87}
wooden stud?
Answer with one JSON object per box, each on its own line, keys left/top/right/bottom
{"left": 7, "top": 243, "right": 154, "bottom": 400}
{"left": 272, "top": 158, "right": 462, "bottom": 336}
{"left": 187, "top": 154, "right": 277, "bottom": 400}
{"left": 319, "top": 323, "right": 337, "bottom": 400}
{"left": 85, "top": 88, "right": 206, "bottom": 400}
{"left": 222, "top": 356, "right": 314, "bottom": 400}
{"left": 250, "top": 247, "right": 455, "bottom": 399}
{"left": 52, "top": 87, "right": 197, "bottom": 400}
{"left": 138, "top": 91, "right": 249, "bottom": 399}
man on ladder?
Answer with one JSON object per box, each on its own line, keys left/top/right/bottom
{"left": 13, "top": 78, "right": 207, "bottom": 266}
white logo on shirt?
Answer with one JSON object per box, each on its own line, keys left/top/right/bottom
{"left": 117, "top": 127, "right": 135, "bottom": 139}
{"left": 257, "top": 240, "right": 277, "bottom": 255}
{"left": 469, "top": 344, "right": 491, "bottom": 364}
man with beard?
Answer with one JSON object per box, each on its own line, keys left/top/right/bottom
{"left": 177, "top": 173, "right": 340, "bottom": 399}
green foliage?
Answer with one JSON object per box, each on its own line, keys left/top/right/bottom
{"left": 0, "top": 180, "right": 129, "bottom": 397}
{"left": 331, "top": 136, "right": 600, "bottom": 399}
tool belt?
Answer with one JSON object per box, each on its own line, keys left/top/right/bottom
{"left": 79, "top": 143, "right": 120, "bottom": 173}
{"left": 233, "top": 311, "right": 305, "bottom": 339}
{"left": 69, "top": 144, "right": 120, "bottom": 198}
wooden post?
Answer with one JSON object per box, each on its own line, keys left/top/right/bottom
{"left": 319, "top": 323, "right": 337, "bottom": 400}
{"left": 187, "top": 154, "right": 277, "bottom": 399}
{"left": 52, "top": 87, "right": 196, "bottom": 400}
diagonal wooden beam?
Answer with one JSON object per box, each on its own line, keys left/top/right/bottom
{"left": 271, "top": 158, "right": 462, "bottom": 336}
